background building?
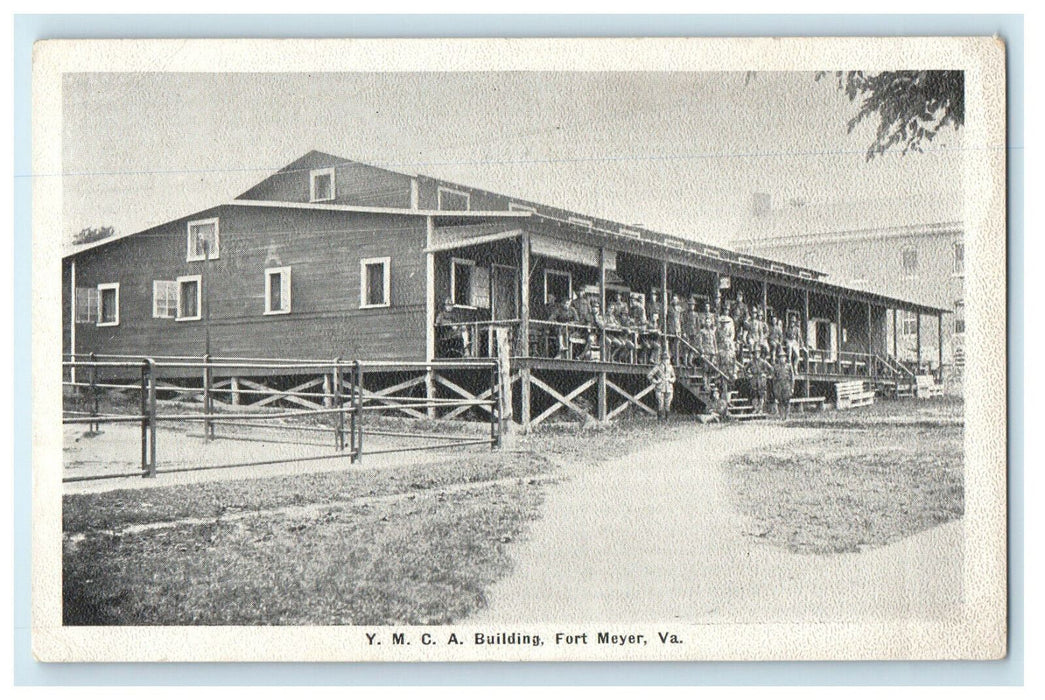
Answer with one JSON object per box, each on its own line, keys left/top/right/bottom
{"left": 734, "top": 192, "right": 964, "bottom": 387}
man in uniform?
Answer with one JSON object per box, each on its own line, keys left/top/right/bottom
{"left": 604, "top": 293, "right": 636, "bottom": 363}
{"left": 665, "top": 293, "right": 685, "bottom": 366}
{"left": 717, "top": 308, "right": 736, "bottom": 387}
{"left": 646, "top": 290, "right": 662, "bottom": 332}
{"left": 683, "top": 297, "right": 701, "bottom": 368}
{"left": 768, "top": 315, "right": 785, "bottom": 359}
{"left": 773, "top": 349, "right": 795, "bottom": 421}
{"left": 545, "top": 293, "right": 573, "bottom": 358}
{"left": 629, "top": 294, "right": 652, "bottom": 364}
{"left": 732, "top": 291, "right": 749, "bottom": 346}
{"left": 697, "top": 301, "right": 718, "bottom": 374}
{"left": 647, "top": 351, "right": 676, "bottom": 420}
{"left": 435, "top": 297, "right": 468, "bottom": 357}
{"left": 786, "top": 317, "right": 804, "bottom": 373}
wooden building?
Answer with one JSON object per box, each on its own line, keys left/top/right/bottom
{"left": 63, "top": 150, "right": 948, "bottom": 427}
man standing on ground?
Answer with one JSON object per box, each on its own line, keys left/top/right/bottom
{"left": 773, "top": 350, "right": 795, "bottom": 421}
{"left": 647, "top": 352, "right": 676, "bottom": 420}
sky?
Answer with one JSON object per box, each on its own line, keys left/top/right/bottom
{"left": 61, "top": 71, "right": 963, "bottom": 250}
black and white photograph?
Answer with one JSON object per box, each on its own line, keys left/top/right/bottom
{"left": 31, "top": 36, "right": 1008, "bottom": 662}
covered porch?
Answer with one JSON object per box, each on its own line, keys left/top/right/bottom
{"left": 426, "top": 216, "right": 948, "bottom": 425}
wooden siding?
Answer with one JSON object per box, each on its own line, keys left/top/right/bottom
{"left": 67, "top": 205, "right": 428, "bottom": 362}
{"left": 236, "top": 151, "right": 414, "bottom": 209}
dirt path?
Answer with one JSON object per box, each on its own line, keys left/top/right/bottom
{"left": 473, "top": 423, "right": 962, "bottom": 624}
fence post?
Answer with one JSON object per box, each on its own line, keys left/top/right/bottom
{"left": 202, "top": 353, "right": 213, "bottom": 441}
{"left": 333, "top": 358, "right": 344, "bottom": 452}
{"left": 140, "top": 359, "right": 157, "bottom": 478}
{"left": 140, "top": 360, "right": 148, "bottom": 474}
{"left": 89, "top": 351, "right": 99, "bottom": 433}
{"left": 148, "top": 358, "right": 157, "bottom": 477}
{"left": 352, "top": 362, "right": 364, "bottom": 464}
{"left": 489, "top": 363, "right": 500, "bottom": 449}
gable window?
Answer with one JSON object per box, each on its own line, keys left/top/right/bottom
{"left": 543, "top": 269, "right": 572, "bottom": 304}
{"left": 901, "top": 246, "right": 918, "bottom": 276}
{"left": 177, "top": 275, "right": 202, "bottom": 321}
{"left": 901, "top": 310, "right": 918, "bottom": 336}
{"left": 310, "top": 167, "right": 335, "bottom": 202}
{"left": 97, "top": 283, "right": 119, "bottom": 327}
{"left": 360, "top": 257, "right": 390, "bottom": 308}
{"left": 451, "top": 258, "right": 476, "bottom": 308}
{"left": 187, "top": 218, "right": 219, "bottom": 262}
{"left": 153, "top": 280, "right": 178, "bottom": 318}
{"left": 265, "top": 266, "right": 292, "bottom": 315}
{"left": 437, "top": 187, "right": 470, "bottom": 212}
{"left": 75, "top": 287, "right": 99, "bottom": 324}
{"left": 953, "top": 241, "right": 965, "bottom": 276}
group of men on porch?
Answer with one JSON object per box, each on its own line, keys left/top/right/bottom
{"left": 434, "top": 285, "right": 809, "bottom": 380}
{"left": 530, "top": 287, "right": 807, "bottom": 372}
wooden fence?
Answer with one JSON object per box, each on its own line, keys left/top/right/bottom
{"left": 62, "top": 355, "right": 505, "bottom": 482}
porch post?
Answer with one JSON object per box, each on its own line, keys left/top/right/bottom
{"left": 937, "top": 313, "right": 944, "bottom": 381}
{"left": 660, "top": 260, "right": 668, "bottom": 336}
{"left": 916, "top": 313, "right": 923, "bottom": 370}
{"left": 597, "top": 371, "right": 607, "bottom": 421}
{"left": 802, "top": 288, "right": 810, "bottom": 346}
{"left": 714, "top": 272, "right": 721, "bottom": 314}
{"left": 892, "top": 308, "right": 898, "bottom": 359}
{"left": 69, "top": 260, "right": 76, "bottom": 386}
{"left": 519, "top": 232, "right": 531, "bottom": 358}
{"left": 425, "top": 215, "right": 437, "bottom": 418}
{"left": 519, "top": 366, "right": 532, "bottom": 431}
{"left": 835, "top": 296, "right": 842, "bottom": 373}
{"left": 599, "top": 246, "right": 607, "bottom": 360}
{"left": 761, "top": 278, "right": 768, "bottom": 314}
{"left": 866, "top": 302, "right": 873, "bottom": 357}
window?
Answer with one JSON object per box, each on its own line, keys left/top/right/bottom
{"left": 75, "top": 287, "right": 99, "bottom": 324}
{"left": 568, "top": 216, "right": 593, "bottom": 230}
{"left": 508, "top": 202, "right": 536, "bottom": 213}
{"left": 953, "top": 241, "right": 965, "bottom": 276}
{"left": 437, "top": 187, "right": 470, "bottom": 211}
{"left": 543, "top": 269, "right": 572, "bottom": 304}
{"left": 451, "top": 258, "right": 476, "bottom": 307}
{"left": 901, "top": 310, "right": 918, "bottom": 336}
{"left": 177, "top": 275, "right": 202, "bottom": 321}
{"left": 265, "top": 266, "right": 292, "bottom": 314}
{"left": 187, "top": 218, "right": 219, "bottom": 262}
{"left": 360, "top": 257, "right": 390, "bottom": 308}
{"left": 954, "top": 300, "right": 965, "bottom": 335}
{"left": 97, "top": 283, "right": 119, "bottom": 327}
{"left": 310, "top": 167, "right": 335, "bottom": 202}
{"left": 153, "top": 280, "right": 178, "bottom": 318}
{"left": 901, "top": 246, "right": 918, "bottom": 276}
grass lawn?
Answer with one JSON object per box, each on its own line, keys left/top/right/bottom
{"left": 64, "top": 451, "right": 552, "bottom": 625}
{"left": 724, "top": 402, "right": 964, "bottom": 554}
{"left": 62, "top": 415, "right": 678, "bottom": 627}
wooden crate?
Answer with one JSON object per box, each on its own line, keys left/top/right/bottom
{"left": 835, "top": 380, "right": 874, "bottom": 410}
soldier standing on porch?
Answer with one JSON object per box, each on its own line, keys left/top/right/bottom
{"left": 546, "top": 293, "right": 572, "bottom": 359}
{"left": 683, "top": 297, "right": 701, "bottom": 367}
{"left": 717, "top": 305, "right": 737, "bottom": 385}
{"left": 666, "top": 293, "right": 684, "bottom": 366}
{"left": 732, "top": 291, "right": 749, "bottom": 346}
{"left": 435, "top": 297, "right": 469, "bottom": 357}
{"left": 647, "top": 351, "right": 676, "bottom": 420}
{"left": 646, "top": 290, "right": 661, "bottom": 330}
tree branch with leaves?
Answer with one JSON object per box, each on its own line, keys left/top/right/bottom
{"left": 817, "top": 70, "right": 964, "bottom": 160}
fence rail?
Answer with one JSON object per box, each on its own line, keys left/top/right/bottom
{"left": 62, "top": 354, "right": 504, "bottom": 482}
